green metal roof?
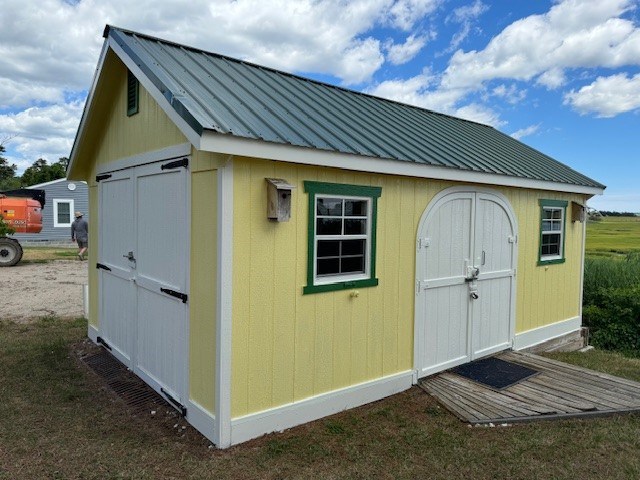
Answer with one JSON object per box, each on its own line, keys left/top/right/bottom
{"left": 105, "top": 26, "right": 604, "bottom": 190}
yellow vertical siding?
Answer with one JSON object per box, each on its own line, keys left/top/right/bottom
{"left": 79, "top": 50, "right": 186, "bottom": 183}
{"left": 502, "top": 189, "right": 584, "bottom": 333}
{"left": 231, "top": 158, "right": 422, "bottom": 418}
{"left": 189, "top": 150, "right": 220, "bottom": 413}
{"left": 231, "top": 158, "right": 586, "bottom": 418}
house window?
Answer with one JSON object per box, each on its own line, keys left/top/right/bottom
{"left": 304, "top": 181, "right": 381, "bottom": 294}
{"left": 127, "top": 70, "right": 139, "bottom": 116}
{"left": 538, "top": 199, "right": 567, "bottom": 265}
{"left": 53, "top": 199, "right": 74, "bottom": 228}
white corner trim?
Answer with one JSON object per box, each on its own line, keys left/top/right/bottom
{"left": 88, "top": 323, "right": 99, "bottom": 344}
{"left": 95, "top": 143, "right": 191, "bottom": 176}
{"left": 513, "top": 316, "right": 582, "bottom": 351}
{"left": 186, "top": 400, "right": 216, "bottom": 443}
{"left": 200, "top": 131, "right": 604, "bottom": 196}
{"left": 229, "top": 370, "right": 413, "bottom": 447}
{"left": 215, "top": 159, "right": 234, "bottom": 448}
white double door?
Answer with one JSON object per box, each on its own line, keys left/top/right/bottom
{"left": 416, "top": 189, "right": 517, "bottom": 377}
{"left": 97, "top": 159, "right": 189, "bottom": 410}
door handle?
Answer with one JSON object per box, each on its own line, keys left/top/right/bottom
{"left": 481, "top": 251, "right": 486, "bottom": 266}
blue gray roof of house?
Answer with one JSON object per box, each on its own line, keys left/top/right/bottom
{"left": 106, "top": 26, "right": 604, "bottom": 190}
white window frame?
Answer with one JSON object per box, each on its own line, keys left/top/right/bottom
{"left": 313, "top": 194, "right": 372, "bottom": 286}
{"left": 538, "top": 199, "right": 567, "bottom": 265}
{"left": 53, "top": 198, "right": 74, "bottom": 228}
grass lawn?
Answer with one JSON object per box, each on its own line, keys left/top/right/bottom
{"left": 20, "top": 246, "right": 78, "bottom": 263}
{"left": 586, "top": 216, "right": 640, "bottom": 257}
{"left": 1, "top": 317, "right": 639, "bottom": 479}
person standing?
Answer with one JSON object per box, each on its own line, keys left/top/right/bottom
{"left": 71, "top": 211, "right": 88, "bottom": 260}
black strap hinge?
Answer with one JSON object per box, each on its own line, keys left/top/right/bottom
{"left": 96, "top": 173, "right": 112, "bottom": 182}
{"left": 96, "top": 336, "right": 112, "bottom": 351}
{"left": 161, "top": 388, "right": 187, "bottom": 416}
{"left": 96, "top": 263, "right": 112, "bottom": 271}
{"left": 161, "top": 158, "right": 189, "bottom": 170}
{"left": 160, "top": 288, "right": 188, "bottom": 303}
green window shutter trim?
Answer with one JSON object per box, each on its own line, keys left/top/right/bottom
{"left": 304, "top": 181, "right": 381, "bottom": 295}
{"left": 127, "top": 70, "right": 139, "bottom": 116}
{"left": 537, "top": 199, "right": 568, "bottom": 266}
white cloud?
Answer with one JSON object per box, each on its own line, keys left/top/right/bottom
{"left": 564, "top": 73, "right": 640, "bottom": 117}
{"left": 387, "top": 0, "right": 440, "bottom": 30}
{"left": 386, "top": 34, "right": 429, "bottom": 65}
{"left": 511, "top": 123, "right": 541, "bottom": 140}
{"left": 449, "top": 0, "right": 488, "bottom": 23}
{"left": 441, "top": 0, "right": 488, "bottom": 54}
{"left": 537, "top": 68, "right": 567, "bottom": 89}
{"left": 442, "top": 0, "right": 640, "bottom": 90}
{"left": 491, "top": 84, "right": 527, "bottom": 105}
{"left": 0, "top": 102, "right": 84, "bottom": 173}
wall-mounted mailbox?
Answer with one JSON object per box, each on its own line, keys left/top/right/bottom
{"left": 571, "top": 201, "right": 586, "bottom": 223}
{"left": 266, "top": 178, "right": 295, "bottom": 222}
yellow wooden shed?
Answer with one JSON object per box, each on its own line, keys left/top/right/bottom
{"left": 67, "top": 26, "right": 605, "bottom": 447}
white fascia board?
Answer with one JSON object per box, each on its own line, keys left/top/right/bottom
{"left": 26, "top": 178, "right": 68, "bottom": 189}
{"left": 200, "top": 130, "right": 604, "bottom": 196}
{"left": 107, "top": 37, "right": 202, "bottom": 149}
{"left": 68, "top": 41, "right": 110, "bottom": 178}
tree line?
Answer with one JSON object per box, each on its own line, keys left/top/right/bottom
{"left": 0, "top": 144, "right": 68, "bottom": 191}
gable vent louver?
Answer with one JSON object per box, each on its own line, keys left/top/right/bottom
{"left": 127, "top": 70, "right": 139, "bottom": 116}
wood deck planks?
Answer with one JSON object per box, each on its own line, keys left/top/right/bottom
{"left": 419, "top": 351, "right": 640, "bottom": 424}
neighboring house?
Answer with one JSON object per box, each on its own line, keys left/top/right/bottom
{"left": 67, "top": 26, "right": 605, "bottom": 448}
{"left": 12, "top": 178, "right": 88, "bottom": 244}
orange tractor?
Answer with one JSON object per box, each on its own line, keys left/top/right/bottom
{"left": 0, "top": 189, "right": 45, "bottom": 266}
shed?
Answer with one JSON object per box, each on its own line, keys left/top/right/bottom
{"left": 68, "top": 26, "right": 605, "bottom": 448}
{"left": 11, "top": 178, "right": 88, "bottom": 245}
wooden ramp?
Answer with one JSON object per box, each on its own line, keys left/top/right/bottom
{"left": 420, "top": 351, "right": 640, "bottom": 424}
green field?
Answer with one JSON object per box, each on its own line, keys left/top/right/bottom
{"left": 586, "top": 216, "right": 640, "bottom": 257}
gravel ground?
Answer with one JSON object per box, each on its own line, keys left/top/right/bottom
{"left": 0, "top": 260, "right": 88, "bottom": 321}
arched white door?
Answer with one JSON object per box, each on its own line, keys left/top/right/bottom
{"left": 415, "top": 188, "right": 517, "bottom": 378}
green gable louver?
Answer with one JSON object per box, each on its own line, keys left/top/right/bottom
{"left": 104, "top": 26, "right": 604, "bottom": 191}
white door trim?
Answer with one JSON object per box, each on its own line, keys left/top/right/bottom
{"left": 414, "top": 186, "right": 519, "bottom": 380}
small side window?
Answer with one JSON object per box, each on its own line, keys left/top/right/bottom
{"left": 127, "top": 70, "right": 139, "bottom": 116}
{"left": 538, "top": 199, "right": 567, "bottom": 265}
{"left": 304, "top": 181, "right": 381, "bottom": 294}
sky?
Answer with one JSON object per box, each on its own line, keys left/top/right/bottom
{"left": 0, "top": 0, "right": 639, "bottom": 211}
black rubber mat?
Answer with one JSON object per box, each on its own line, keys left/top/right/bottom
{"left": 452, "top": 356, "right": 538, "bottom": 390}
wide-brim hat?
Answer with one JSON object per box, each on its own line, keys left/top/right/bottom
{"left": 75, "top": 211, "right": 83, "bottom": 218}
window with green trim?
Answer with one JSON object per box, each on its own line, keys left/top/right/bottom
{"left": 304, "top": 181, "right": 381, "bottom": 294}
{"left": 127, "top": 70, "right": 139, "bottom": 116}
{"left": 538, "top": 199, "right": 567, "bottom": 265}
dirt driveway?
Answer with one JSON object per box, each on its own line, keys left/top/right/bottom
{"left": 0, "top": 260, "right": 88, "bottom": 321}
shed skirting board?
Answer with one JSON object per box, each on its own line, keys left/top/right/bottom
{"left": 513, "top": 316, "right": 581, "bottom": 351}
{"left": 88, "top": 324, "right": 99, "bottom": 343}
{"left": 229, "top": 371, "right": 413, "bottom": 446}
{"left": 186, "top": 400, "right": 216, "bottom": 442}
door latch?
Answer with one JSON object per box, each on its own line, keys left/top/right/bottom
{"left": 465, "top": 266, "right": 480, "bottom": 282}
{"left": 123, "top": 251, "right": 136, "bottom": 267}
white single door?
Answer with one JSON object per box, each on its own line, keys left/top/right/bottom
{"left": 98, "top": 169, "right": 135, "bottom": 366}
{"left": 133, "top": 161, "right": 189, "bottom": 407}
{"left": 416, "top": 189, "right": 516, "bottom": 377}
{"left": 97, "top": 158, "right": 189, "bottom": 411}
